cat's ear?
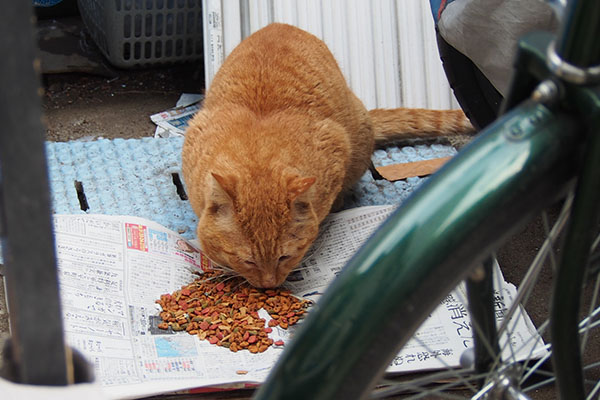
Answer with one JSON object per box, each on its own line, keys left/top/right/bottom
{"left": 287, "top": 176, "right": 316, "bottom": 202}
{"left": 211, "top": 173, "right": 238, "bottom": 202}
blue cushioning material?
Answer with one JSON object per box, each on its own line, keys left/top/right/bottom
{"left": 45, "top": 137, "right": 456, "bottom": 240}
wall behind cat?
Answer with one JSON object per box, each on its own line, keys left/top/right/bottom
{"left": 202, "top": 0, "right": 460, "bottom": 111}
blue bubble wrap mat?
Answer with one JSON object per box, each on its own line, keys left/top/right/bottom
{"left": 46, "top": 137, "right": 457, "bottom": 241}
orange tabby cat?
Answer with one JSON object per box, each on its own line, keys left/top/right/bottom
{"left": 182, "top": 23, "right": 473, "bottom": 288}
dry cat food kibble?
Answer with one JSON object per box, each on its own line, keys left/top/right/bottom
{"left": 155, "top": 270, "right": 311, "bottom": 353}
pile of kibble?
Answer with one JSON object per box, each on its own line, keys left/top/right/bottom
{"left": 155, "top": 270, "right": 311, "bottom": 353}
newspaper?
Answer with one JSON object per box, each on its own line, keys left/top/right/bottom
{"left": 150, "top": 94, "right": 204, "bottom": 138}
{"left": 53, "top": 206, "right": 547, "bottom": 399}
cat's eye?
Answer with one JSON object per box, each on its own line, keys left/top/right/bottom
{"left": 244, "top": 260, "right": 257, "bottom": 268}
{"left": 278, "top": 255, "right": 291, "bottom": 264}
{"left": 294, "top": 201, "right": 310, "bottom": 213}
{"left": 208, "top": 202, "right": 225, "bottom": 214}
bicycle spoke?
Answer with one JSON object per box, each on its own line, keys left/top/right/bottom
{"left": 523, "top": 376, "right": 556, "bottom": 393}
{"left": 405, "top": 379, "right": 482, "bottom": 400}
{"left": 408, "top": 328, "right": 480, "bottom": 394}
{"left": 523, "top": 363, "right": 554, "bottom": 379}
{"left": 579, "top": 305, "right": 600, "bottom": 329}
{"left": 516, "top": 321, "right": 551, "bottom": 383}
{"left": 581, "top": 272, "right": 600, "bottom": 352}
{"left": 541, "top": 210, "right": 560, "bottom": 275}
{"left": 497, "top": 194, "right": 573, "bottom": 339}
{"left": 586, "top": 381, "right": 600, "bottom": 400}
{"left": 522, "top": 371, "right": 600, "bottom": 395}
{"left": 375, "top": 369, "right": 491, "bottom": 399}
{"left": 520, "top": 331, "right": 552, "bottom": 383}
{"left": 590, "top": 232, "right": 600, "bottom": 253}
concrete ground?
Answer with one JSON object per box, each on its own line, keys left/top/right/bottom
{"left": 2, "top": 10, "right": 594, "bottom": 400}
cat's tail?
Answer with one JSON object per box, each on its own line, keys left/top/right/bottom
{"left": 368, "top": 108, "right": 475, "bottom": 146}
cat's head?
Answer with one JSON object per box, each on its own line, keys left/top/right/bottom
{"left": 198, "top": 171, "right": 318, "bottom": 288}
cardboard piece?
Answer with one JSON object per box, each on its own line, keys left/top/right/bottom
{"left": 376, "top": 156, "right": 452, "bottom": 181}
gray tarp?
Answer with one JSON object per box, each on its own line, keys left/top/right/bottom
{"left": 438, "top": 0, "right": 559, "bottom": 96}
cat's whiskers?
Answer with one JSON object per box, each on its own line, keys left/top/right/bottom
{"left": 184, "top": 265, "right": 205, "bottom": 275}
{"left": 231, "top": 279, "right": 252, "bottom": 292}
{"left": 220, "top": 274, "right": 243, "bottom": 284}
{"left": 186, "top": 264, "right": 237, "bottom": 276}
{"left": 290, "top": 265, "right": 314, "bottom": 272}
{"left": 210, "top": 264, "right": 235, "bottom": 272}
{"left": 205, "top": 273, "right": 245, "bottom": 295}
{"left": 194, "top": 273, "right": 230, "bottom": 286}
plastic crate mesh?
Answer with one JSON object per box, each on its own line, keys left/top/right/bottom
{"left": 77, "top": 0, "right": 203, "bottom": 68}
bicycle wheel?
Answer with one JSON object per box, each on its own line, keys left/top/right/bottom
{"left": 254, "top": 99, "right": 592, "bottom": 399}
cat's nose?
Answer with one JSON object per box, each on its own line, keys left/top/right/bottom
{"left": 260, "top": 273, "right": 278, "bottom": 288}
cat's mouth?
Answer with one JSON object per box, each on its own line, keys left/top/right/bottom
{"left": 241, "top": 268, "right": 291, "bottom": 289}
{"left": 246, "top": 275, "right": 283, "bottom": 289}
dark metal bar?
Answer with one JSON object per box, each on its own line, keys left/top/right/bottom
{"left": 466, "top": 257, "right": 500, "bottom": 384}
{"left": 551, "top": 108, "right": 600, "bottom": 400}
{"left": 554, "top": 0, "right": 600, "bottom": 67}
{"left": 0, "top": 2, "right": 70, "bottom": 385}
{"left": 501, "top": 32, "right": 552, "bottom": 113}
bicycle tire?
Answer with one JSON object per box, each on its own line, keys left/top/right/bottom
{"left": 254, "top": 100, "right": 586, "bottom": 399}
